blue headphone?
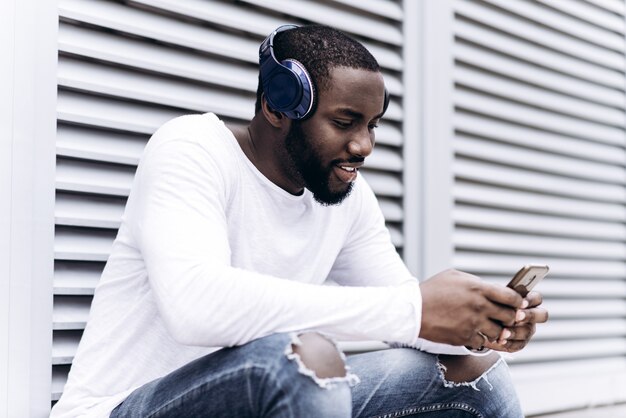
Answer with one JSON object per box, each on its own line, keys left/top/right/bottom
{"left": 259, "top": 25, "right": 390, "bottom": 120}
{"left": 259, "top": 25, "right": 314, "bottom": 120}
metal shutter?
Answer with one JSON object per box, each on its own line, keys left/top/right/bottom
{"left": 53, "top": 0, "right": 406, "bottom": 403}
{"left": 452, "top": 0, "right": 626, "bottom": 414}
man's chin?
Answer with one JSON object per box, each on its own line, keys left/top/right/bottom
{"left": 310, "top": 182, "right": 354, "bottom": 206}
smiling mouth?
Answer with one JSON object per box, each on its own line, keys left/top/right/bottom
{"left": 333, "top": 164, "right": 360, "bottom": 183}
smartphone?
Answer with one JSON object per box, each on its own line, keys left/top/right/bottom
{"left": 507, "top": 264, "right": 549, "bottom": 297}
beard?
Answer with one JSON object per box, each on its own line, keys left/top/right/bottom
{"left": 284, "top": 121, "right": 355, "bottom": 206}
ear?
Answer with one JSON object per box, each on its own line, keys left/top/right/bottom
{"left": 261, "top": 93, "right": 287, "bottom": 129}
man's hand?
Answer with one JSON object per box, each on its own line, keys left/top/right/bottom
{"left": 484, "top": 291, "right": 548, "bottom": 353}
{"left": 419, "top": 269, "right": 524, "bottom": 349}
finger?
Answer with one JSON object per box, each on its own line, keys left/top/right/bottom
{"left": 524, "top": 291, "right": 543, "bottom": 309}
{"left": 483, "top": 282, "right": 524, "bottom": 309}
{"left": 480, "top": 320, "right": 504, "bottom": 342}
{"left": 468, "top": 331, "right": 489, "bottom": 350}
{"left": 516, "top": 307, "right": 549, "bottom": 325}
{"left": 498, "top": 324, "right": 535, "bottom": 345}
{"left": 484, "top": 302, "right": 518, "bottom": 327}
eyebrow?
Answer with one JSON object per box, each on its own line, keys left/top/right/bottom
{"left": 335, "top": 107, "right": 384, "bottom": 120}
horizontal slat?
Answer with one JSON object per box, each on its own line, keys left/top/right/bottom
{"left": 361, "top": 170, "right": 402, "bottom": 197}
{"left": 53, "top": 296, "right": 91, "bottom": 330}
{"left": 456, "top": 0, "right": 625, "bottom": 71}
{"left": 52, "top": 331, "right": 82, "bottom": 365}
{"left": 542, "top": 299, "right": 626, "bottom": 318}
{"left": 365, "top": 146, "right": 402, "bottom": 172}
{"left": 55, "top": 227, "right": 115, "bottom": 262}
{"left": 455, "top": 228, "right": 626, "bottom": 260}
{"left": 454, "top": 18, "right": 625, "bottom": 89}
{"left": 454, "top": 251, "right": 626, "bottom": 278}
{"left": 58, "top": 90, "right": 183, "bottom": 135}
{"left": 59, "top": 21, "right": 259, "bottom": 93}
{"left": 456, "top": 64, "right": 625, "bottom": 126}
{"left": 54, "top": 261, "right": 104, "bottom": 296}
{"left": 486, "top": 277, "right": 626, "bottom": 298}
{"left": 454, "top": 41, "right": 626, "bottom": 109}
{"left": 56, "top": 157, "right": 135, "bottom": 197}
{"left": 58, "top": 56, "right": 255, "bottom": 120}
{"left": 239, "top": 0, "right": 403, "bottom": 45}
{"left": 455, "top": 182, "right": 626, "bottom": 222}
{"left": 56, "top": 192, "right": 125, "bottom": 229}
{"left": 456, "top": 89, "right": 625, "bottom": 146}
{"left": 57, "top": 123, "right": 147, "bottom": 166}
{"left": 508, "top": 338, "right": 626, "bottom": 363}
{"left": 59, "top": 0, "right": 258, "bottom": 64}
{"left": 484, "top": 0, "right": 624, "bottom": 52}
{"left": 331, "top": 0, "right": 403, "bottom": 20}
{"left": 454, "top": 205, "right": 626, "bottom": 241}
{"left": 52, "top": 366, "right": 71, "bottom": 401}
{"left": 539, "top": 0, "right": 625, "bottom": 33}
{"left": 455, "top": 158, "right": 626, "bottom": 204}
{"left": 510, "top": 357, "right": 626, "bottom": 415}
{"left": 455, "top": 134, "right": 626, "bottom": 185}
{"left": 378, "top": 198, "right": 403, "bottom": 223}
{"left": 454, "top": 112, "right": 626, "bottom": 166}
{"left": 533, "top": 319, "right": 626, "bottom": 340}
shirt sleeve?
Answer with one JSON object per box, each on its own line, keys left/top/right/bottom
{"left": 129, "top": 136, "right": 422, "bottom": 348}
{"left": 328, "top": 178, "right": 489, "bottom": 355}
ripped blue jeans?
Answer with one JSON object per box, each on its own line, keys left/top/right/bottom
{"left": 110, "top": 333, "right": 523, "bottom": 418}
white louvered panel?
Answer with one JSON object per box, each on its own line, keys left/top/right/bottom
{"left": 455, "top": 182, "right": 626, "bottom": 222}
{"left": 511, "top": 357, "right": 626, "bottom": 416}
{"left": 54, "top": 262, "right": 104, "bottom": 296}
{"left": 456, "top": 0, "right": 625, "bottom": 70}
{"left": 456, "top": 135, "right": 626, "bottom": 184}
{"left": 52, "top": 0, "right": 407, "bottom": 405}
{"left": 53, "top": 296, "right": 91, "bottom": 330}
{"left": 55, "top": 192, "right": 125, "bottom": 229}
{"left": 455, "top": 205, "right": 626, "bottom": 241}
{"left": 484, "top": 0, "right": 625, "bottom": 52}
{"left": 56, "top": 158, "right": 135, "bottom": 197}
{"left": 58, "top": 56, "right": 256, "bottom": 121}
{"left": 456, "top": 89, "right": 625, "bottom": 146}
{"left": 455, "top": 158, "right": 626, "bottom": 204}
{"left": 485, "top": 277, "right": 626, "bottom": 299}
{"left": 456, "top": 65, "right": 625, "bottom": 126}
{"left": 455, "top": 113, "right": 626, "bottom": 166}
{"left": 541, "top": 0, "right": 625, "bottom": 32}
{"left": 454, "top": 42, "right": 625, "bottom": 108}
{"left": 533, "top": 319, "right": 626, "bottom": 340}
{"left": 454, "top": 18, "right": 625, "bottom": 89}
{"left": 455, "top": 252, "right": 626, "bottom": 279}
{"left": 331, "top": 0, "right": 403, "bottom": 20}
{"left": 510, "top": 338, "right": 626, "bottom": 364}
{"left": 57, "top": 124, "right": 147, "bottom": 166}
{"left": 455, "top": 229, "right": 626, "bottom": 260}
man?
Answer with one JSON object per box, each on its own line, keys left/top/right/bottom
{"left": 52, "top": 25, "right": 547, "bottom": 418}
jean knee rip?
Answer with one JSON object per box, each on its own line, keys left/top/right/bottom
{"left": 436, "top": 355, "right": 503, "bottom": 391}
{"left": 284, "top": 333, "right": 360, "bottom": 389}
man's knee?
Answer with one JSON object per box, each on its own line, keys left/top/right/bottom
{"left": 438, "top": 351, "right": 500, "bottom": 383}
{"left": 291, "top": 332, "right": 347, "bottom": 379}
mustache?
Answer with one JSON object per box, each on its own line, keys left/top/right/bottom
{"left": 333, "top": 156, "right": 365, "bottom": 165}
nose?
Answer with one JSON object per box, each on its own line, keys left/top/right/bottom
{"left": 347, "top": 126, "right": 374, "bottom": 158}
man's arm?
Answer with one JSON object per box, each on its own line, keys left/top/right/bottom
{"left": 128, "top": 135, "right": 422, "bottom": 347}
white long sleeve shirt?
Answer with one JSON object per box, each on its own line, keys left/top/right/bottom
{"left": 51, "top": 113, "right": 472, "bottom": 418}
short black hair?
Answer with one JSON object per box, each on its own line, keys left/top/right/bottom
{"left": 254, "top": 25, "right": 381, "bottom": 116}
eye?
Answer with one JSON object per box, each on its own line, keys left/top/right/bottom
{"left": 368, "top": 123, "right": 379, "bottom": 130}
{"left": 333, "top": 119, "right": 352, "bottom": 129}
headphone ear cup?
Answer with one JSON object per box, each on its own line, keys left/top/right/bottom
{"left": 264, "top": 67, "right": 302, "bottom": 113}
{"left": 279, "top": 59, "right": 314, "bottom": 119}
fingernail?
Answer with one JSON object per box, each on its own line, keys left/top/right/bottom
{"left": 502, "top": 329, "right": 512, "bottom": 339}
{"left": 516, "top": 310, "right": 526, "bottom": 322}
{"left": 522, "top": 300, "right": 529, "bottom": 309}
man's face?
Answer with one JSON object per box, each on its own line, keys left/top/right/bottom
{"left": 283, "top": 67, "right": 386, "bottom": 205}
